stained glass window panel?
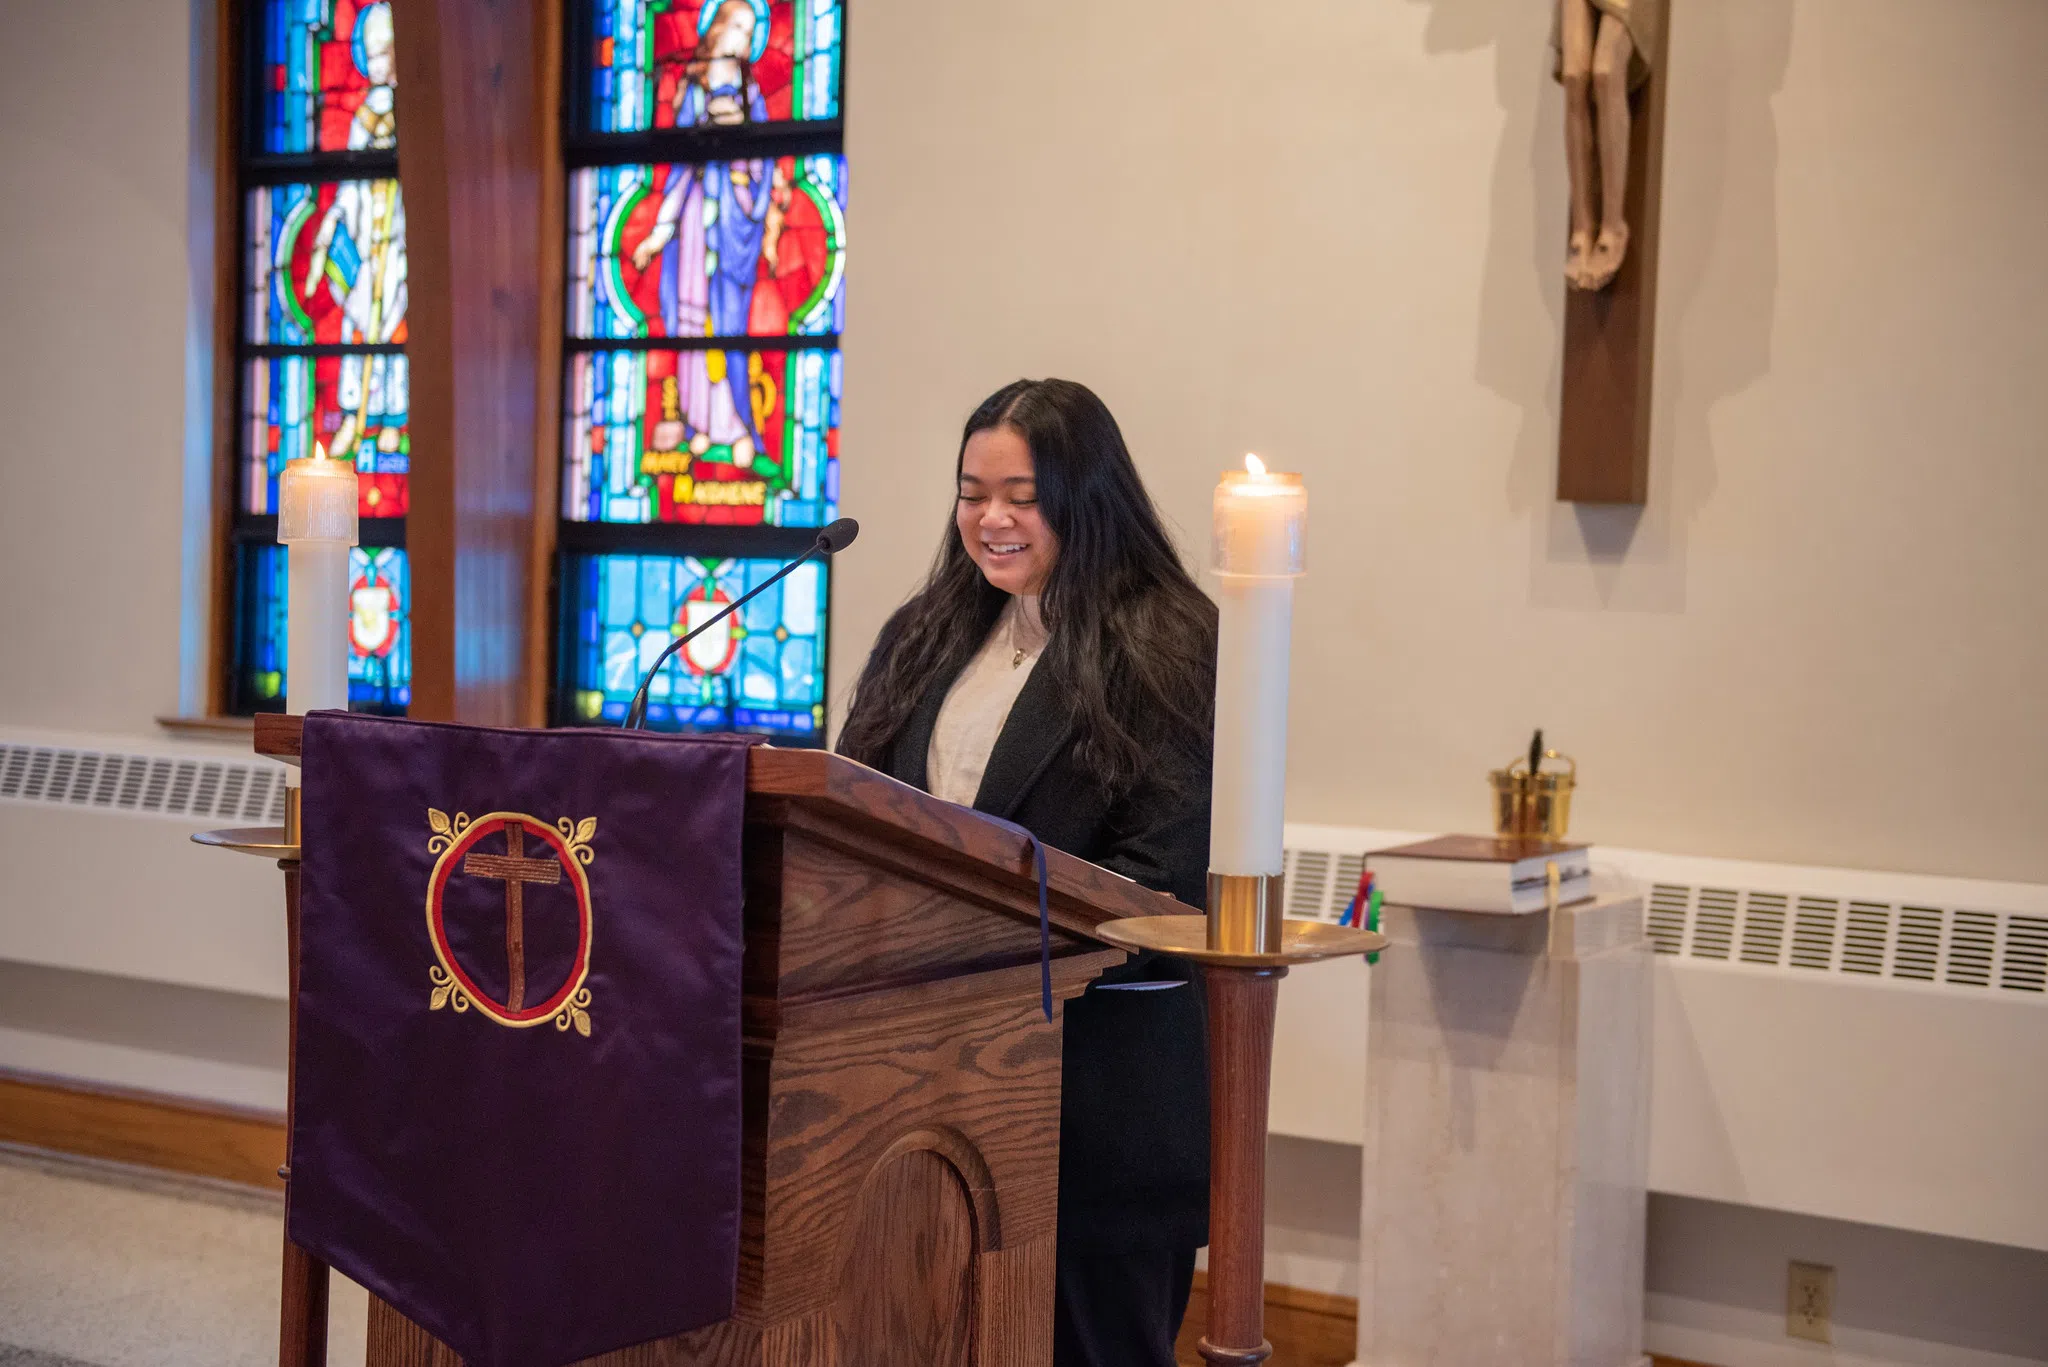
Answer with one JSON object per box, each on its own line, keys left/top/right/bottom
{"left": 567, "top": 155, "right": 844, "bottom": 340}
{"left": 260, "top": 0, "right": 400, "bottom": 154}
{"left": 237, "top": 543, "right": 412, "bottom": 712}
{"left": 562, "top": 552, "right": 826, "bottom": 739}
{"left": 588, "top": 0, "right": 842, "bottom": 133}
{"left": 248, "top": 180, "right": 409, "bottom": 345}
{"left": 243, "top": 355, "right": 410, "bottom": 517}
{"left": 562, "top": 347, "right": 837, "bottom": 526}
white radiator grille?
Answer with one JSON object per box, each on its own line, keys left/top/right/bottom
{"left": 0, "top": 741, "right": 286, "bottom": 825}
{"left": 1634, "top": 883, "right": 2042, "bottom": 995}
{"left": 1281, "top": 828, "right": 2048, "bottom": 1001}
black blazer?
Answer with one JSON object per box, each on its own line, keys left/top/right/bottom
{"left": 866, "top": 628, "right": 1212, "bottom": 1253}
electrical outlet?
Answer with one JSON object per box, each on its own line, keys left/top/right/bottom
{"left": 1788, "top": 1261, "right": 1835, "bottom": 1344}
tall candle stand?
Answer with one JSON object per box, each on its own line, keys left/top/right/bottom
{"left": 1099, "top": 883, "right": 1383, "bottom": 1364}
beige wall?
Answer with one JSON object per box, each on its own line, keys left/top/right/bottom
{"left": 0, "top": 0, "right": 213, "bottom": 737}
{"left": 836, "top": 0, "right": 2048, "bottom": 883}
{"left": 1, "top": 0, "right": 2042, "bottom": 877}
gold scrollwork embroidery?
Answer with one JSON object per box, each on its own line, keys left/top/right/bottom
{"left": 556, "top": 816, "right": 598, "bottom": 866}
{"left": 553, "top": 986, "right": 594, "bottom": 1037}
{"left": 428, "top": 964, "right": 472, "bottom": 1013}
{"left": 427, "top": 808, "right": 473, "bottom": 855}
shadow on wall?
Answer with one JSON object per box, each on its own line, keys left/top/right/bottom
{"left": 1415, "top": 0, "right": 1792, "bottom": 613}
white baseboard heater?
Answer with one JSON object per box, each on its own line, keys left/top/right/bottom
{"left": 1274, "top": 822, "right": 2048, "bottom": 1257}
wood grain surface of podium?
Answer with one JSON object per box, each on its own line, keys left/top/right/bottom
{"left": 251, "top": 715, "right": 1174, "bottom": 1367}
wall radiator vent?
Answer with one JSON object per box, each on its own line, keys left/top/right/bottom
{"left": 0, "top": 741, "right": 286, "bottom": 825}
{"left": 1636, "top": 883, "right": 2045, "bottom": 995}
{"left": 1278, "top": 836, "right": 2048, "bottom": 1000}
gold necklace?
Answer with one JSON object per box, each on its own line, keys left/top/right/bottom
{"left": 1009, "top": 609, "right": 1031, "bottom": 669}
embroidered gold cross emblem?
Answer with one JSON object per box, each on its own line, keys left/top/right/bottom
{"left": 461, "top": 821, "right": 562, "bottom": 1012}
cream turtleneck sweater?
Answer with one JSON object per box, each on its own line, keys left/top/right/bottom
{"left": 926, "top": 596, "right": 1048, "bottom": 807}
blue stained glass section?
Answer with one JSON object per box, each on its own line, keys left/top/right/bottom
{"left": 238, "top": 543, "right": 412, "bottom": 713}
{"left": 563, "top": 551, "right": 826, "bottom": 741}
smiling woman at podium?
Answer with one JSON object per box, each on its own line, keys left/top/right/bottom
{"left": 839, "top": 378, "right": 1218, "bottom": 1367}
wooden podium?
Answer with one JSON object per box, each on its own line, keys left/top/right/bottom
{"left": 234, "top": 715, "right": 1179, "bottom": 1367}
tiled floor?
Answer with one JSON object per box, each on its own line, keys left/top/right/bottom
{"left": 0, "top": 1147, "right": 367, "bottom": 1367}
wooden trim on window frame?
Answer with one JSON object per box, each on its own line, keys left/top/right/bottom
{"left": 526, "top": 0, "right": 567, "bottom": 728}
{"left": 206, "top": 0, "right": 246, "bottom": 718}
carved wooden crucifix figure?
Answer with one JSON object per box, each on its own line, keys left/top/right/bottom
{"left": 1553, "top": 0, "right": 1672, "bottom": 504}
{"left": 464, "top": 821, "right": 562, "bottom": 1011}
{"left": 1555, "top": 0, "right": 1663, "bottom": 291}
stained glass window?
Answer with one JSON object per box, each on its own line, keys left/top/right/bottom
{"left": 236, "top": 545, "right": 413, "bottom": 713}
{"left": 566, "top": 156, "right": 845, "bottom": 340}
{"left": 228, "top": 1, "right": 410, "bottom": 715}
{"left": 557, "top": 2, "right": 845, "bottom": 743}
{"left": 586, "top": 0, "right": 843, "bottom": 133}
{"left": 562, "top": 347, "right": 838, "bottom": 526}
{"left": 560, "top": 552, "right": 826, "bottom": 738}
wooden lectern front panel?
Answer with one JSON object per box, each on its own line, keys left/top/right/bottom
{"left": 831, "top": 1147, "right": 975, "bottom": 1367}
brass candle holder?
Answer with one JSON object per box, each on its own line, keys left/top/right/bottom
{"left": 1489, "top": 748, "right": 1576, "bottom": 840}
{"left": 1096, "top": 875, "right": 1385, "bottom": 1364}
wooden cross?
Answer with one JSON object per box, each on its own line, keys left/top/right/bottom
{"left": 463, "top": 821, "right": 562, "bottom": 1011}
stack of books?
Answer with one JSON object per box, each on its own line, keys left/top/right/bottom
{"left": 1365, "top": 835, "right": 1592, "bottom": 915}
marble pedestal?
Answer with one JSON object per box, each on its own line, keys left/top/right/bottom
{"left": 1357, "top": 891, "right": 1650, "bottom": 1367}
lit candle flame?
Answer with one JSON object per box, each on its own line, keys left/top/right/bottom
{"left": 1244, "top": 453, "right": 1267, "bottom": 477}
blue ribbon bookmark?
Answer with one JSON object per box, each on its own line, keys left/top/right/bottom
{"left": 983, "top": 814, "right": 1053, "bottom": 1022}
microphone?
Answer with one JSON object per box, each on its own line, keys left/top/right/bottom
{"left": 623, "top": 518, "right": 859, "bottom": 731}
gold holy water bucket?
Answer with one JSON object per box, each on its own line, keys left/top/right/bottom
{"left": 1490, "top": 750, "right": 1577, "bottom": 840}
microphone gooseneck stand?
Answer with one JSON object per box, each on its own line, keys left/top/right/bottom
{"left": 621, "top": 518, "right": 859, "bottom": 732}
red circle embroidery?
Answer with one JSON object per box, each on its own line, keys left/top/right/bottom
{"left": 427, "top": 816, "right": 591, "bottom": 1023}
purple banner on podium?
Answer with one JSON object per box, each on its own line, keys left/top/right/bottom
{"left": 292, "top": 713, "right": 751, "bottom": 1367}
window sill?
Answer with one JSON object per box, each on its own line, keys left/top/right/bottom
{"left": 155, "top": 714, "right": 257, "bottom": 741}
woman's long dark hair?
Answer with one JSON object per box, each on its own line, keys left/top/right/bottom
{"left": 838, "top": 379, "right": 1218, "bottom": 796}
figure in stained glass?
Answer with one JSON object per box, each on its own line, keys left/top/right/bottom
{"left": 250, "top": 180, "right": 410, "bottom": 345}
{"left": 262, "top": 0, "right": 400, "bottom": 154}
{"left": 567, "top": 156, "right": 843, "bottom": 340}
{"left": 633, "top": 157, "right": 771, "bottom": 346}
{"left": 244, "top": 354, "right": 411, "bottom": 517}
{"left": 563, "top": 347, "right": 837, "bottom": 525}
{"left": 562, "top": 551, "right": 826, "bottom": 738}
{"left": 680, "top": 0, "right": 771, "bottom": 127}
{"left": 307, "top": 178, "right": 408, "bottom": 343}
{"left": 588, "top": 0, "right": 841, "bottom": 132}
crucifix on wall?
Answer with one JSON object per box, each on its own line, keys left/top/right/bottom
{"left": 1553, "top": 0, "right": 1671, "bottom": 504}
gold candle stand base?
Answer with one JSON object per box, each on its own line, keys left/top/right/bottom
{"left": 193, "top": 787, "right": 301, "bottom": 862}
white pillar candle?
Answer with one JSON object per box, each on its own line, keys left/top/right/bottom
{"left": 1209, "top": 456, "right": 1307, "bottom": 876}
{"left": 278, "top": 458, "right": 360, "bottom": 783}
